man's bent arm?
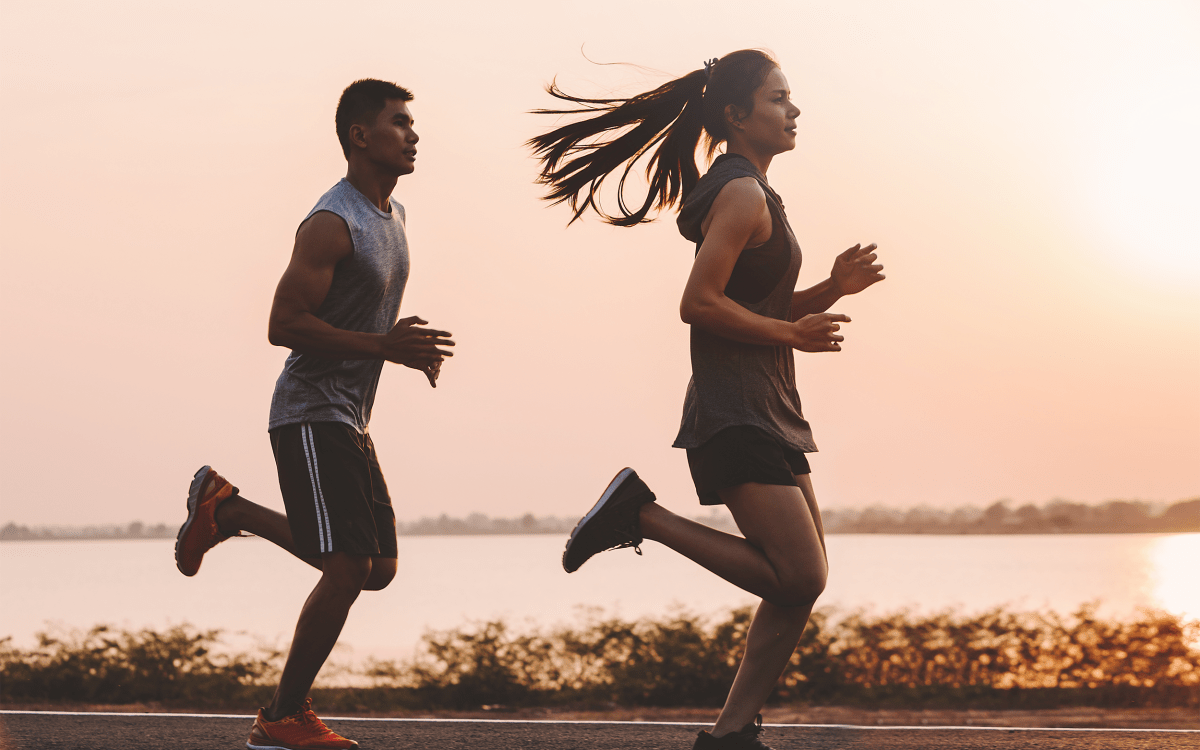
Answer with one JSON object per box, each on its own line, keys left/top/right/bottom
{"left": 268, "top": 211, "right": 385, "bottom": 360}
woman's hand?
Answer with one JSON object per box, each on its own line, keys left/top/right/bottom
{"left": 789, "top": 313, "right": 850, "bottom": 352}
{"left": 832, "top": 243, "right": 885, "bottom": 295}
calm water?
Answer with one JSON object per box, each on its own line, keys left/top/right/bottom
{"left": 2, "top": 533, "right": 1196, "bottom": 666}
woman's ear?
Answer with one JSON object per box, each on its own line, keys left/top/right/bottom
{"left": 724, "top": 103, "right": 746, "bottom": 130}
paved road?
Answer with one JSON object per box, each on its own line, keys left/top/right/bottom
{"left": 2, "top": 712, "right": 1196, "bottom": 750}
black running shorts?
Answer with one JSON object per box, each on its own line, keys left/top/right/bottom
{"left": 685, "top": 425, "right": 811, "bottom": 506}
{"left": 270, "top": 421, "right": 397, "bottom": 558}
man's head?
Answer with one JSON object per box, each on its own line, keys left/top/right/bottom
{"left": 336, "top": 79, "right": 415, "bottom": 163}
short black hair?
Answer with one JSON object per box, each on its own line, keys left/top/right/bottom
{"left": 335, "top": 79, "right": 414, "bottom": 159}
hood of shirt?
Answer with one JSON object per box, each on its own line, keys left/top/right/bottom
{"left": 676, "top": 153, "right": 782, "bottom": 245}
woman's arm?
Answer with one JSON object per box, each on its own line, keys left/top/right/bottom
{"left": 789, "top": 243, "right": 885, "bottom": 320}
{"left": 680, "top": 179, "right": 848, "bottom": 352}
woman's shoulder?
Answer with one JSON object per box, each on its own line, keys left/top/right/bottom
{"left": 678, "top": 156, "right": 768, "bottom": 242}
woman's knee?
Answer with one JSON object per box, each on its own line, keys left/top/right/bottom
{"left": 770, "top": 568, "right": 827, "bottom": 608}
{"left": 363, "top": 558, "right": 397, "bottom": 591}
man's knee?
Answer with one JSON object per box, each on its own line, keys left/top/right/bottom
{"left": 321, "top": 553, "right": 374, "bottom": 590}
{"left": 363, "top": 558, "right": 397, "bottom": 591}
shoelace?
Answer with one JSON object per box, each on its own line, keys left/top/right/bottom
{"left": 294, "top": 707, "right": 339, "bottom": 737}
{"left": 742, "top": 715, "right": 769, "bottom": 748}
{"left": 606, "top": 523, "right": 643, "bottom": 556}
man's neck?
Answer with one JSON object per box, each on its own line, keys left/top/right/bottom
{"left": 345, "top": 163, "right": 400, "bottom": 212}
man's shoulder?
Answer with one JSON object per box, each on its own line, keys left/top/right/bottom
{"left": 308, "top": 179, "right": 356, "bottom": 217}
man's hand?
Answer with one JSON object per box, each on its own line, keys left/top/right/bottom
{"left": 789, "top": 313, "right": 850, "bottom": 352}
{"left": 383, "top": 316, "right": 454, "bottom": 384}
{"left": 423, "top": 360, "right": 442, "bottom": 388}
{"left": 832, "top": 243, "right": 885, "bottom": 296}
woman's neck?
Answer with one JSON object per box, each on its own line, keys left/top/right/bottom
{"left": 725, "top": 143, "right": 772, "bottom": 175}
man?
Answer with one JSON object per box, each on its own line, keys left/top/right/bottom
{"left": 174, "top": 78, "right": 453, "bottom": 750}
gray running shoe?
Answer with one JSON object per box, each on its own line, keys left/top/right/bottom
{"left": 562, "top": 468, "right": 656, "bottom": 573}
{"left": 693, "top": 716, "right": 773, "bottom": 749}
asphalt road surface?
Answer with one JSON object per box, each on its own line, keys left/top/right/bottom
{"left": 2, "top": 712, "right": 1196, "bottom": 750}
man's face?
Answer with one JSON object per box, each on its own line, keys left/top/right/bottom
{"left": 363, "top": 99, "right": 419, "bottom": 175}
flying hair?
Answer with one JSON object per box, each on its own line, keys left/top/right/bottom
{"left": 528, "top": 49, "right": 779, "bottom": 226}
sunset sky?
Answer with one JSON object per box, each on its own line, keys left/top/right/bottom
{"left": 1, "top": 0, "right": 1196, "bottom": 527}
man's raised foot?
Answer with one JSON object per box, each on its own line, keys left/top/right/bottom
{"left": 174, "top": 465, "right": 236, "bottom": 576}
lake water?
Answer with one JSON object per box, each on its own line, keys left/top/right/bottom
{"left": 2, "top": 533, "right": 1196, "bottom": 668}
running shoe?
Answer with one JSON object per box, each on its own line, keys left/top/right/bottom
{"left": 693, "top": 715, "right": 774, "bottom": 749}
{"left": 174, "top": 465, "right": 236, "bottom": 576}
{"left": 562, "top": 467, "right": 657, "bottom": 573}
{"left": 246, "top": 699, "right": 357, "bottom": 750}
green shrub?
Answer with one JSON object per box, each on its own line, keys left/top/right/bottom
{"left": 0, "top": 625, "right": 279, "bottom": 704}
{"left": 3, "top": 606, "right": 1196, "bottom": 709}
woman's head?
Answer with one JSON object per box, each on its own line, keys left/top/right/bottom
{"left": 529, "top": 49, "right": 786, "bottom": 226}
{"left": 700, "top": 49, "right": 782, "bottom": 155}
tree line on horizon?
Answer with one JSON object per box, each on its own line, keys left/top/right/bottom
{"left": 2, "top": 497, "right": 1196, "bottom": 541}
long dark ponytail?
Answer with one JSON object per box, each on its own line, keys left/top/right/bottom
{"left": 528, "top": 49, "right": 779, "bottom": 226}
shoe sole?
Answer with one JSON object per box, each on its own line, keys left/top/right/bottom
{"left": 247, "top": 742, "right": 356, "bottom": 750}
{"left": 174, "top": 465, "right": 213, "bottom": 576}
{"left": 247, "top": 731, "right": 357, "bottom": 750}
{"left": 562, "top": 467, "right": 635, "bottom": 573}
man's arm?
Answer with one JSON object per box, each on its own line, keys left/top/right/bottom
{"left": 267, "top": 211, "right": 453, "bottom": 367}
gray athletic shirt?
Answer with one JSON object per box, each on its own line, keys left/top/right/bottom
{"left": 671, "top": 155, "right": 817, "bottom": 453}
{"left": 268, "top": 179, "right": 410, "bottom": 433}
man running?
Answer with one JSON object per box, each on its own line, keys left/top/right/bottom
{"left": 174, "top": 78, "right": 453, "bottom": 750}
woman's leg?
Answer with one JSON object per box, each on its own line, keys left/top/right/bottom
{"left": 638, "top": 476, "right": 826, "bottom": 607}
{"left": 639, "top": 474, "right": 827, "bottom": 735}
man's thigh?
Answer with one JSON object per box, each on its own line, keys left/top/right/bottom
{"left": 270, "top": 422, "right": 396, "bottom": 558}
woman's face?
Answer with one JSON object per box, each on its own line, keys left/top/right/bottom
{"left": 733, "top": 67, "right": 801, "bottom": 156}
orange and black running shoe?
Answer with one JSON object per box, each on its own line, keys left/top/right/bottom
{"left": 174, "top": 465, "right": 235, "bottom": 576}
{"left": 246, "top": 699, "right": 358, "bottom": 750}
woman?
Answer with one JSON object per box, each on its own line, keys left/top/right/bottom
{"left": 530, "top": 49, "right": 884, "bottom": 749}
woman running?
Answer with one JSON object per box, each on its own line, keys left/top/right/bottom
{"left": 530, "top": 49, "right": 885, "bottom": 749}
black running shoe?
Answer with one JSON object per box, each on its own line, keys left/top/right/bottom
{"left": 693, "top": 716, "right": 773, "bottom": 749}
{"left": 562, "top": 468, "right": 656, "bottom": 573}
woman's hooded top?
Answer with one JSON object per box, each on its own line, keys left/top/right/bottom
{"left": 672, "top": 154, "right": 817, "bottom": 453}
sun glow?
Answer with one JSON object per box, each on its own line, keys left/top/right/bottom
{"left": 1072, "top": 15, "right": 1200, "bottom": 285}
{"left": 1148, "top": 533, "right": 1200, "bottom": 622}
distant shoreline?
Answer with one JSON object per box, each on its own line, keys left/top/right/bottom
{"left": 3, "top": 496, "right": 1196, "bottom": 542}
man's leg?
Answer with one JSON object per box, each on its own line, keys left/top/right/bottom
{"left": 182, "top": 481, "right": 397, "bottom": 586}
{"left": 215, "top": 492, "right": 321, "bottom": 570}
{"left": 265, "top": 552, "right": 371, "bottom": 719}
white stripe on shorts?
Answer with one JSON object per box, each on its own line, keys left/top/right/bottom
{"left": 300, "top": 423, "right": 333, "bottom": 553}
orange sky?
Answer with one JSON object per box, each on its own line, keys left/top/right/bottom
{"left": 1, "top": 0, "right": 1196, "bottom": 526}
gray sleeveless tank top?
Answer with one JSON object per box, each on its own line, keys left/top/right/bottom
{"left": 268, "top": 179, "right": 410, "bottom": 433}
{"left": 671, "top": 155, "right": 817, "bottom": 453}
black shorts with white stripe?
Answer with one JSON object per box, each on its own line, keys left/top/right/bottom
{"left": 269, "top": 421, "right": 397, "bottom": 559}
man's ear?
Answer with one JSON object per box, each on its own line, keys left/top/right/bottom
{"left": 348, "top": 122, "right": 369, "bottom": 150}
